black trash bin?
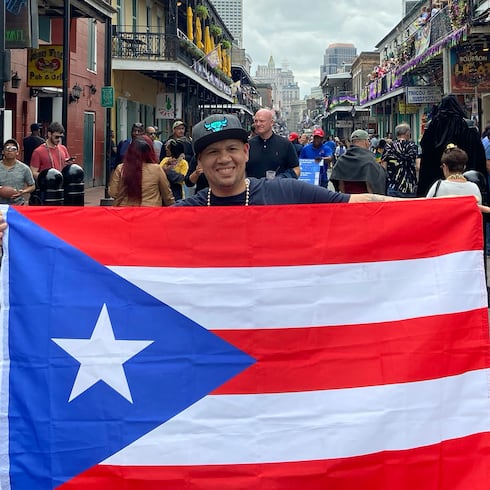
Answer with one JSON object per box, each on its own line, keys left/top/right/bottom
{"left": 62, "top": 164, "right": 85, "bottom": 206}
{"left": 37, "top": 168, "right": 64, "bottom": 205}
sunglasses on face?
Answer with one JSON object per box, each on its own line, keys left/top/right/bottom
{"left": 4, "top": 146, "right": 17, "bottom": 151}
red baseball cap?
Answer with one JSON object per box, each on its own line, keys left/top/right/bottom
{"left": 288, "top": 132, "right": 299, "bottom": 142}
{"left": 312, "top": 128, "right": 324, "bottom": 138}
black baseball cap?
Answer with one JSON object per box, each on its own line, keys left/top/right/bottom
{"left": 192, "top": 114, "right": 248, "bottom": 155}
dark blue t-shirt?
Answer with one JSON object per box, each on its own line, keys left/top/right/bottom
{"left": 174, "top": 177, "right": 350, "bottom": 206}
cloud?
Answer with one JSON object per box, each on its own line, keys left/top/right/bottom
{"left": 243, "top": 0, "right": 403, "bottom": 97}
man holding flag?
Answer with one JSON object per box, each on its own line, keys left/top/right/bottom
{"left": 176, "top": 113, "right": 394, "bottom": 206}
{"left": 2, "top": 116, "right": 490, "bottom": 490}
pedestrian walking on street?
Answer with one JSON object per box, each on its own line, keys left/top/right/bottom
{"left": 330, "top": 129, "right": 386, "bottom": 195}
{"left": 22, "top": 123, "right": 44, "bottom": 166}
{"left": 174, "top": 114, "right": 394, "bottom": 207}
{"left": 247, "top": 109, "right": 300, "bottom": 179}
{"left": 109, "top": 135, "right": 174, "bottom": 207}
{"left": 382, "top": 123, "right": 418, "bottom": 198}
{"left": 30, "top": 122, "right": 73, "bottom": 181}
{"left": 0, "top": 139, "right": 35, "bottom": 205}
{"left": 417, "top": 94, "right": 487, "bottom": 196}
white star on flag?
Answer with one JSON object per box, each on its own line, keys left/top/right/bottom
{"left": 52, "top": 303, "right": 154, "bottom": 403}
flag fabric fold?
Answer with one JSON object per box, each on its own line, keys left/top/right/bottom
{"left": 1, "top": 197, "right": 489, "bottom": 490}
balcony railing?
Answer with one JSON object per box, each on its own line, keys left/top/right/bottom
{"left": 111, "top": 28, "right": 239, "bottom": 100}
{"left": 112, "top": 29, "right": 170, "bottom": 60}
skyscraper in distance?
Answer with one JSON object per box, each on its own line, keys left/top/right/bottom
{"left": 211, "top": 0, "right": 243, "bottom": 47}
{"left": 320, "top": 43, "right": 357, "bottom": 81}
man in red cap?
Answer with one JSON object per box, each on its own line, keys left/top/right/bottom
{"left": 288, "top": 132, "right": 303, "bottom": 157}
{"left": 299, "top": 127, "right": 333, "bottom": 186}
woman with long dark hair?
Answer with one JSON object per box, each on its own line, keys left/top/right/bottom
{"left": 109, "top": 135, "right": 175, "bottom": 206}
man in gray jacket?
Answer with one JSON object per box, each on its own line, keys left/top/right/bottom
{"left": 330, "top": 129, "right": 386, "bottom": 195}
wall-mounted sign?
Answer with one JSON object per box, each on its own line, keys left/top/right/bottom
{"left": 450, "top": 46, "right": 490, "bottom": 94}
{"left": 27, "top": 46, "right": 63, "bottom": 87}
{"left": 6, "top": 0, "right": 37, "bottom": 48}
{"left": 335, "top": 120, "right": 354, "bottom": 128}
{"left": 156, "top": 93, "right": 182, "bottom": 119}
{"left": 398, "top": 102, "right": 419, "bottom": 114}
{"left": 101, "top": 87, "right": 114, "bottom": 108}
{"left": 406, "top": 87, "right": 442, "bottom": 104}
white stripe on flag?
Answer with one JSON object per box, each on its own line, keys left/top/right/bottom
{"left": 103, "top": 369, "right": 490, "bottom": 466}
{"left": 110, "top": 251, "right": 486, "bottom": 330}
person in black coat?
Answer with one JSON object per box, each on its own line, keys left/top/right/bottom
{"left": 417, "top": 94, "right": 487, "bottom": 196}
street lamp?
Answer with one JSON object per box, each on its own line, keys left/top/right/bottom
{"left": 69, "top": 83, "right": 82, "bottom": 103}
{"left": 10, "top": 72, "right": 21, "bottom": 89}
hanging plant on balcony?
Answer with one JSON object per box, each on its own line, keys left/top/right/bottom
{"left": 195, "top": 5, "right": 209, "bottom": 20}
{"left": 221, "top": 40, "right": 231, "bottom": 51}
{"left": 210, "top": 24, "right": 222, "bottom": 40}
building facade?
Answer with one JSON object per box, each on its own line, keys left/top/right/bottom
{"left": 4, "top": 0, "right": 114, "bottom": 187}
{"left": 360, "top": 0, "right": 490, "bottom": 143}
{"left": 320, "top": 43, "right": 357, "bottom": 80}
{"left": 254, "top": 56, "right": 300, "bottom": 130}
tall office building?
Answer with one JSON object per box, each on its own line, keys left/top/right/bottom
{"left": 211, "top": 0, "right": 243, "bottom": 47}
{"left": 320, "top": 43, "right": 357, "bottom": 81}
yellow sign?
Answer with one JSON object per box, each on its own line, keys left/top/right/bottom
{"left": 27, "top": 45, "right": 63, "bottom": 87}
{"left": 398, "top": 102, "right": 419, "bottom": 114}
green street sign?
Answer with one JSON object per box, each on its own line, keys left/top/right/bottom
{"left": 101, "top": 86, "right": 114, "bottom": 108}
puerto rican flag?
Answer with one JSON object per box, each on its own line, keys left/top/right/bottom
{"left": 1, "top": 198, "right": 490, "bottom": 489}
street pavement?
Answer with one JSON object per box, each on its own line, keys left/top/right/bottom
{"left": 84, "top": 185, "right": 111, "bottom": 206}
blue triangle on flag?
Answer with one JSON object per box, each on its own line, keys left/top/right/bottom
{"left": 5, "top": 208, "right": 255, "bottom": 489}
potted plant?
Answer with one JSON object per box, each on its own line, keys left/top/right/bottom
{"left": 195, "top": 5, "right": 208, "bottom": 20}
{"left": 221, "top": 40, "right": 231, "bottom": 51}
{"left": 210, "top": 25, "right": 222, "bottom": 39}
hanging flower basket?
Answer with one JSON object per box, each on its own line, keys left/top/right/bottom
{"left": 195, "top": 5, "right": 208, "bottom": 20}
{"left": 210, "top": 25, "right": 222, "bottom": 39}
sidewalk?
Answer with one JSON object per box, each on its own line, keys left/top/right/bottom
{"left": 84, "top": 186, "right": 112, "bottom": 206}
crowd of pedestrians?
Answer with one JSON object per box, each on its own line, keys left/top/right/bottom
{"left": 1, "top": 94, "right": 489, "bottom": 213}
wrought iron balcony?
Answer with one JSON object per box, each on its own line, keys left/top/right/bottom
{"left": 112, "top": 28, "right": 171, "bottom": 59}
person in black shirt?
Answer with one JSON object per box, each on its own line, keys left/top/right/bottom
{"left": 175, "top": 114, "right": 399, "bottom": 207}
{"left": 22, "top": 123, "right": 45, "bottom": 166}
{"left": 247, "top": 109, "right": 300, "bottom": 179}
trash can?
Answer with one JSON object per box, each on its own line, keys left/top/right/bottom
{"left": 62, "top": 164, "right": 85, "bottom": 206}
{"left": 37, "top": 168, "right": 64, "bottom": 205}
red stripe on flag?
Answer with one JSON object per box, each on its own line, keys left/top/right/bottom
{"left": 211, "top": 309, "right": 490, "bottom": 394}
{"left": 17, "top": 198, "right": 483, "bottom": 267}
{"left": 61, "top": 432, "right": 490, "bottom": 490}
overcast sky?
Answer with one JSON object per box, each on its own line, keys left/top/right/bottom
{"left": 242, "top": 0, "right": 404, "bottom": 97}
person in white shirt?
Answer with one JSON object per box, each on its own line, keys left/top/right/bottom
{"left": 426, "top": 144, "right": 482, "bottom": 203}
